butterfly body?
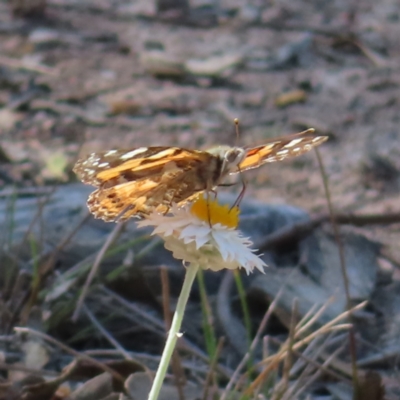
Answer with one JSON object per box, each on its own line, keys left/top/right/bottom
{"left": 73, "top": 129, "right": 328, "bottom": 222}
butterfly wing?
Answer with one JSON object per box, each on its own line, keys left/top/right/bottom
{"left": 73, "top": 147, "right": 218, "bottom": 221}
{"left": 86, "top": 177, "right": 200, "bottom": 222}
{"left": 238, "top": 129, "right": 329, "bottom": 172}
{"left": 74, "top": 147, "right": 208, "bottom": 186}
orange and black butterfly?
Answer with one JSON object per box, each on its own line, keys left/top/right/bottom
{"left": 73, "top": 128, "right": 328, "bottom": 221}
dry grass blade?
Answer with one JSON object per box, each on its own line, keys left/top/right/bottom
{"left": 82, "top": 303, "right": 132, "bottom": 360}
{"left": 314, "top": 147, "right": 360, "bottom": 393}
{"left": 285, "top": 338, "right": 348, "bottom": 399}
{"left": 243, "top": 301, "right": 366, "bottom": 397}
{"left": 278, "top": 299, "right": 298, "bottom": 398}
{"left": 219, "top": 273, "right": 290, "bottom": 400}
{"left": 72, "top": 221, "right": 125, "bottom": 321}
{"left": 202, "top": 337, "right": 225, "bottom": 400}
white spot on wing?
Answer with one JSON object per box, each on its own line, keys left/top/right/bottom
{"left": 264, "top": 144, "right": 275, "bottom": 150}
{"left": 105, "top": 150, "right": 118, "bottom": 156}
{"left": 312, "top": 136, "right": 324, "bottom": 143}
{"left": 276, "top": 149, "right": 289, "bottom": 156}
{"left": 283, "top": 138, "right": 304, "bottom": 148}
{"left": 148, "top": 148, "right": 177, "bottom": 159}
{"left": 120, "top": 148, "right": 148, "bottom": 160}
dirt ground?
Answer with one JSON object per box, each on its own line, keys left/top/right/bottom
{"left": 0, "top": 0, "right": 400, "bottom": 398}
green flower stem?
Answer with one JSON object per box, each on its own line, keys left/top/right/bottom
{"left": 148, "top": 263, "right": 200, "bottom": 400}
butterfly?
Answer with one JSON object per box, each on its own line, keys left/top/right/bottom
{"left": 73, "top": 128, "right": 328, "bottom": 222}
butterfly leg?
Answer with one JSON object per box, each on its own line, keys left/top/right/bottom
{"left": 205, "top": 189, "right": 212, "bottom": 226}
{"left": 209, "top": 188, "right": 218, "bottom": 199}
{"left": 115, "top": 195, "right": 148, "bottom": 221}
{"left": 162, "top": 206, "right": 171, "bottom": 216}
{"left": 216, "top": 182, "right": 238, "bottom": 201}
{"left": 115, "top": 204, "right": 134, "bottom": 222}
{"left": 231, "top": 167, "right": 247, "bottom": 210}
{"left": 204, "top": 180, "right": 219, "bottom": 226}
{"left": 218, "top": 182, "right": 238, "bottom": 187}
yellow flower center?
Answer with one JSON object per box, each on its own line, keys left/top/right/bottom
{"left": 190, "top": 195, "right": 239, "bottom": 228}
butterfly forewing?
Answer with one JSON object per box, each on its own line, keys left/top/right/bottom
{"left": 73, "top": 148, "right": 146, "bottom": 185}
{"left": 73, "top": 147, "right": 210, "bottom": 185}
{"left": 238, "top": 129, "right": 328, "bottom": 172}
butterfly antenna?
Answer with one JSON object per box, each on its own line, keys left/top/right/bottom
{"left": 234, "top": 118, "right": 240, "bottom": 146}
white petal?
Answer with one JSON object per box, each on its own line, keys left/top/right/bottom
{"left": 180, "top": 225, "right": 211, "bottom": 248}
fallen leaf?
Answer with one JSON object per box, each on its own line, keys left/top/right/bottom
{"left": 0, "top": 108, "right": 23, "bottom": 131}
{"left": 42, "top": 151, "right": 69, "bottom": 181}
{"left": 274, "top": 89, "right": 307, "bottom": 107}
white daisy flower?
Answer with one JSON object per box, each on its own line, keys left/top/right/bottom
{"left": 137, "top": 196, "right": 266, "bottom": 275}
{"left": 139, "top": 195, "right": 266, "bottom": 400}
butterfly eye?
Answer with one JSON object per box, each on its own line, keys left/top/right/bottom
{"left": 225, "top": 148, "right": 245, "bottom": 165}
